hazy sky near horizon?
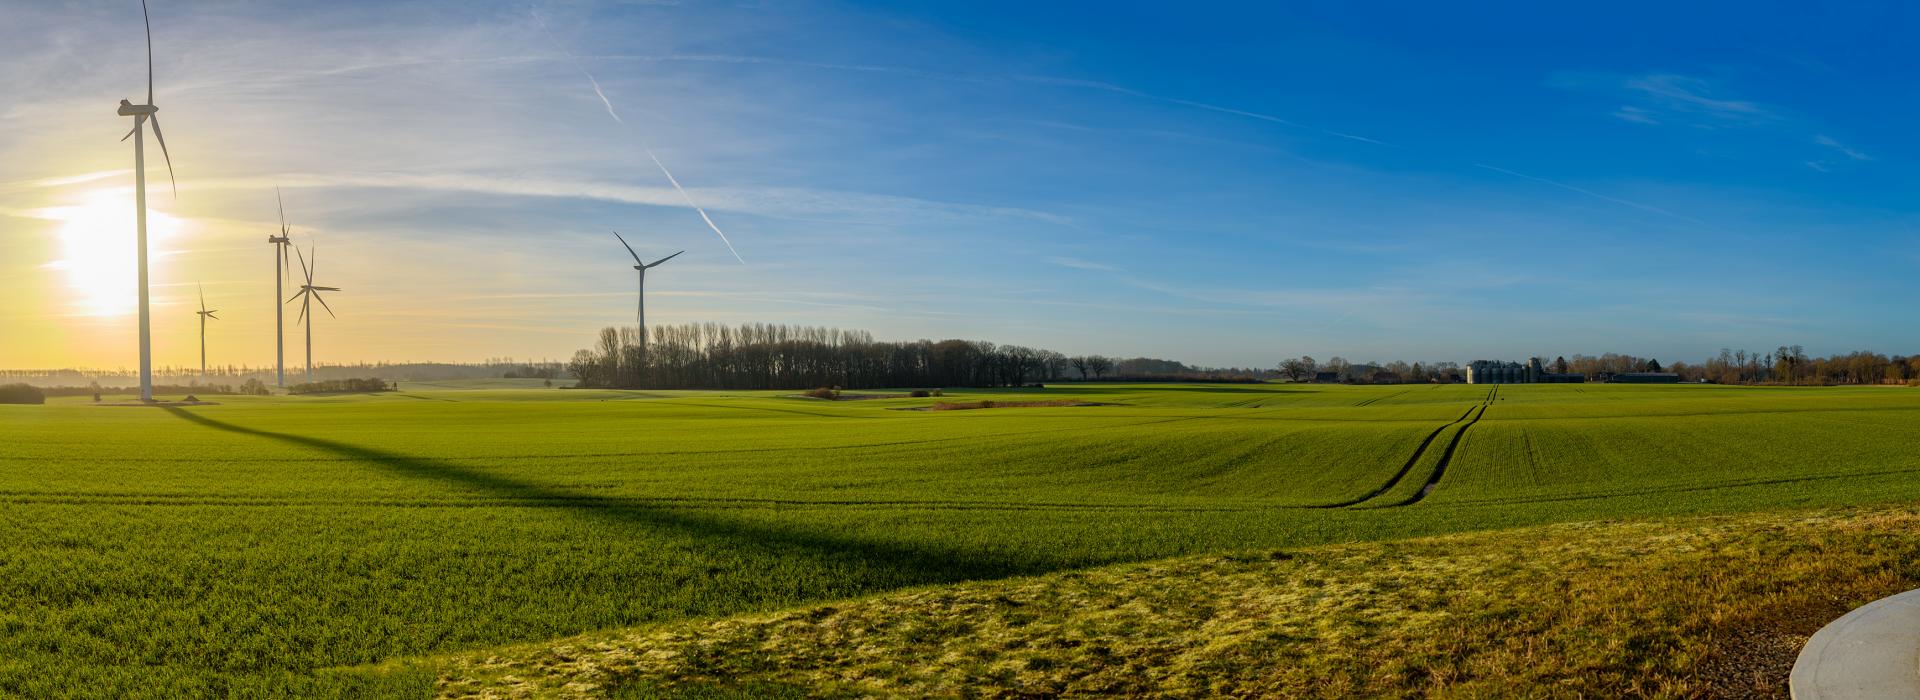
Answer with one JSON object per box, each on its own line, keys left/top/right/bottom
{"left": 3, "top": 1, "right": 1918, "bottom": 370}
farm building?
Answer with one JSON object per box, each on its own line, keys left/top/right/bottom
{"left": 1466, "top": 359, "right": 1537, "bottom": 384}
{"left": 1608, "top": 372, "right": 1681, "bottom": 384}
{"left": 1537, "top": 372, "right": 1587, "bottom": 383}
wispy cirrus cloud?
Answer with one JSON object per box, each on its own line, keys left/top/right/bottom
{"left": 1814, "top": 134, "right": 1870, "bottom": 161}
{"left": 1611, "top": 105, "right": 1659, "bottom": 125}
{"left": 1045, "top": 256, "right": 1123, "bottom": 273}
{"left": 1557, "top": 72, "right": 1778, "bottom": 128}
{"left": 1568, "top": 72, "right": 1872, "bottom": 174}
{"left": 146, "top": 171, "right": 1070, "bottom": 226}
{"left": 1622, "top": 73, "right": 1776, "bottom": 124}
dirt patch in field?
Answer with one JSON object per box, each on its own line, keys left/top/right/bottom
{"left": 894, "top": 400, "right": 1120, "bottom": 411}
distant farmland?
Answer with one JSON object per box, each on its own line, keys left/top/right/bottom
{"left": 4, "top": 382, "right": 1919, "bottom": 697}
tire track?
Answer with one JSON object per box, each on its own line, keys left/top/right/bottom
{"left": 1312, "top": 404, "right": 1477, "bottom": 508}
{"left": 1397, "top": 387, "right": 1495, "bottom": 506}
{"left": 1351, "top": 388, "right": 1414, "bottom": 408}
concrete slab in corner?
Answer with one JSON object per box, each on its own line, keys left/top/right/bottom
{"left": 1791, "top": 588, "right": 1920, "bottom": 699}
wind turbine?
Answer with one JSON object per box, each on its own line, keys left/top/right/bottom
{"left": 286, "top": 246, "right": 339, "bottom": 384}
{"left": 118, "top": 0, "right": 178, "bottom": 403}
{"left": 612, "top": 230, "right": 681, "bottom": 348}
{"left": 194, "top": 284, "right": 218, "bottom": 383}
{"left": 268, "top": 188, "right": 293, "bottom": 387}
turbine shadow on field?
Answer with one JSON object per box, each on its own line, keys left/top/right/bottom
{"left": 160, "top": 408, "right": 1055, "bottom": 585}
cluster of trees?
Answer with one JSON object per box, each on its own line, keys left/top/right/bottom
{"left": 569, "top": 323, "right": 1090, "bottom": 390}
{"left": 1694, "top": 347, "right": 1920, "bottom": 385}
{"left": 565, "top": 323, "right": 1296, "bottom": 389}
{"left": 0, "top": 384, "right": 45, "bottom": 404}
{"left": 0, "top": 360, "right": 566, "bottom": 388}
{"left": 287, "top": 378, "right": 395, "bottom": 394}
{"left": 38, "top": 382, "right": 245, "bottom": 398}
{"left": 1275, "top": 347, "right": 1920, "bottom": 386}
{"left": 1277, "top": 356, "right": 1464, "bottom": 384}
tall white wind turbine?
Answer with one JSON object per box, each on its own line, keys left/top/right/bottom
{"left": 286, "top": 246, "right": 340, "bottom": 384}
{"left": 118, "top": 0, "right": 179, "bottom": 402}
{"left": 268, "top": 189, "right": 293, "bottom": 387}
{"left": 612, "top": 230, "right": 681, "bottom": 349}
{"left": 194, "top": 283, "right": 218, "bottom": 383}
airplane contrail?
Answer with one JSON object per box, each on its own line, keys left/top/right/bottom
{"left": 531, "top": 9, "right": 745, "bottom": 264}
{"left": 1473, "top": 163, "right": 1712, "bottom": 228}
{"left": 645, "top": 146, "right": 743, "bottom": 263}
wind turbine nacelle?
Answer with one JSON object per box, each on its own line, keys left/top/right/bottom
{"left": 117, "top": 101, "right": 158, "bottom": 116}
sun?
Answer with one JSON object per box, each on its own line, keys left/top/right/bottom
{"left": 38, "top": 189, "right": 185, "bottom": 317}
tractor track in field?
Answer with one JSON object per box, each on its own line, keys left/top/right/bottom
{"left": 1328, "top": 386, "right": 1496, "bottom": 509}
{"left": 1311, "top": 404, "right": 1478, "bottom": 509}
{"left": 1398, "top": 399, "right": 1490, "bottom": 505}
{"left": 1350, "top": 390, "right": 1408, "bottom": 408}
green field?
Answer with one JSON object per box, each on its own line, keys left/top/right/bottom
{"left": 5, "top": 382, "right": 1920, "bottom": 697}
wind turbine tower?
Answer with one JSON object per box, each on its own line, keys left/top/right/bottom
{"left": 286, "top": 246, "right": 340, "bottom": 384}
{"left": 613, "top": 230, "right": 681, "bottom": 349}
{"left": 118, "top": 0, "right": 178, "bottom": 402}
{"left": 268, "top": 189, "right": 293, "bottom": 387}
{"left": 194, "top": 283, "right": 218, "bottom": 383}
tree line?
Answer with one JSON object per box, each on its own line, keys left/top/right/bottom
{"left": 1273, "top": 347, "right": 1920, "bottom": 386}
{"left": 565, "top": 323, "right": 1273, "bottom": 390}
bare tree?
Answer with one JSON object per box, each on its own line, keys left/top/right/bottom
{"left": 1087, "top": 355, "right": 1114, "bottom": 380}
{"left": 1278, "top": 358, "right": 1309, "bottom": 382}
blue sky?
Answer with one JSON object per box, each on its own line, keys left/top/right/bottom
{"left": 2, "top": 1, "right": 1917, "bottom": 368}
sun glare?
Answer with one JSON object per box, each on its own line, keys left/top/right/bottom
{"left": 38, "top": 189, "right": 184, "bottom": 317}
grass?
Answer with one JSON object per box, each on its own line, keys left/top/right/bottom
{"left": 2, "top": 382, "right": 1918, "bottom": 696}
{"left": 437, "top": 505, "right": 1920, "bottom": 698}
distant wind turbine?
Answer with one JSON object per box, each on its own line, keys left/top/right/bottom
{"left": 286, "top": 246, "right": 340, "bottom": 384}
{"left": 194, "top": 283, "right": 217, "bottom": 383}
{"left": 118, "top": 0, "right": 178, "bottom": 402}
{"left": 612, "top": 230, "right": 681, "bottom": 348}
{"left": 268, "top": 188, "right": 293, "bottom": 387}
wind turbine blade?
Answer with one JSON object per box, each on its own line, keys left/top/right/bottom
{"left": 647, "top": 250, "right": 684, "bottom": 268}
{"left": 286, "top": 288, "right": 308, "bottom": 305}
{"left": 198, "top": 282, "right": 205, "bottom": 312}
{"left": 311, "top": 286, "right": 340, "bottom": 291}
{"left": 120, "top": 123, "right": 139, "bottom": 142}
{"left": 612, "top": 230, "right": 643, "bottom": 265}
{"left": 294, "top": 245, "right": 311, "bottom": 284}
{"left": 296, "top": 297, "right": 309, "bottom": 325}
{"left": 314, "top": 293, "right": 336, "bottom": 319}
{"left": 142, "top": 0, "right": 154, "bottom": 105}
{"left": 148, "top": 114, "right": 177, "bottom": 197}
{"left": 277, "top": 187, "right": 288, "bottom": 235}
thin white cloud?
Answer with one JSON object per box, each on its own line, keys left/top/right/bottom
{"left": 1611, "top": 105, "right": 1659, "bottom": 125}
{"left": 1814, "top": 134, "right": 1871, "bottom": 161}
{"left": 1016, "top": 75, "right": 1391, "bottom": 146}
{"left": 151, "top": 171, "right": 1066, "bottom": 225}
{"left": 1805, "top": 161, "right": 1831, "bottom": 173}
{"left": 1473, "top": 164, "right": 1707, "bottom": 226}
{"left": 1623, "top": 74, "right": 1775, "bottom": 122}
{"left": 1045, "top": 256, "right": 1122, "bottom": 272}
